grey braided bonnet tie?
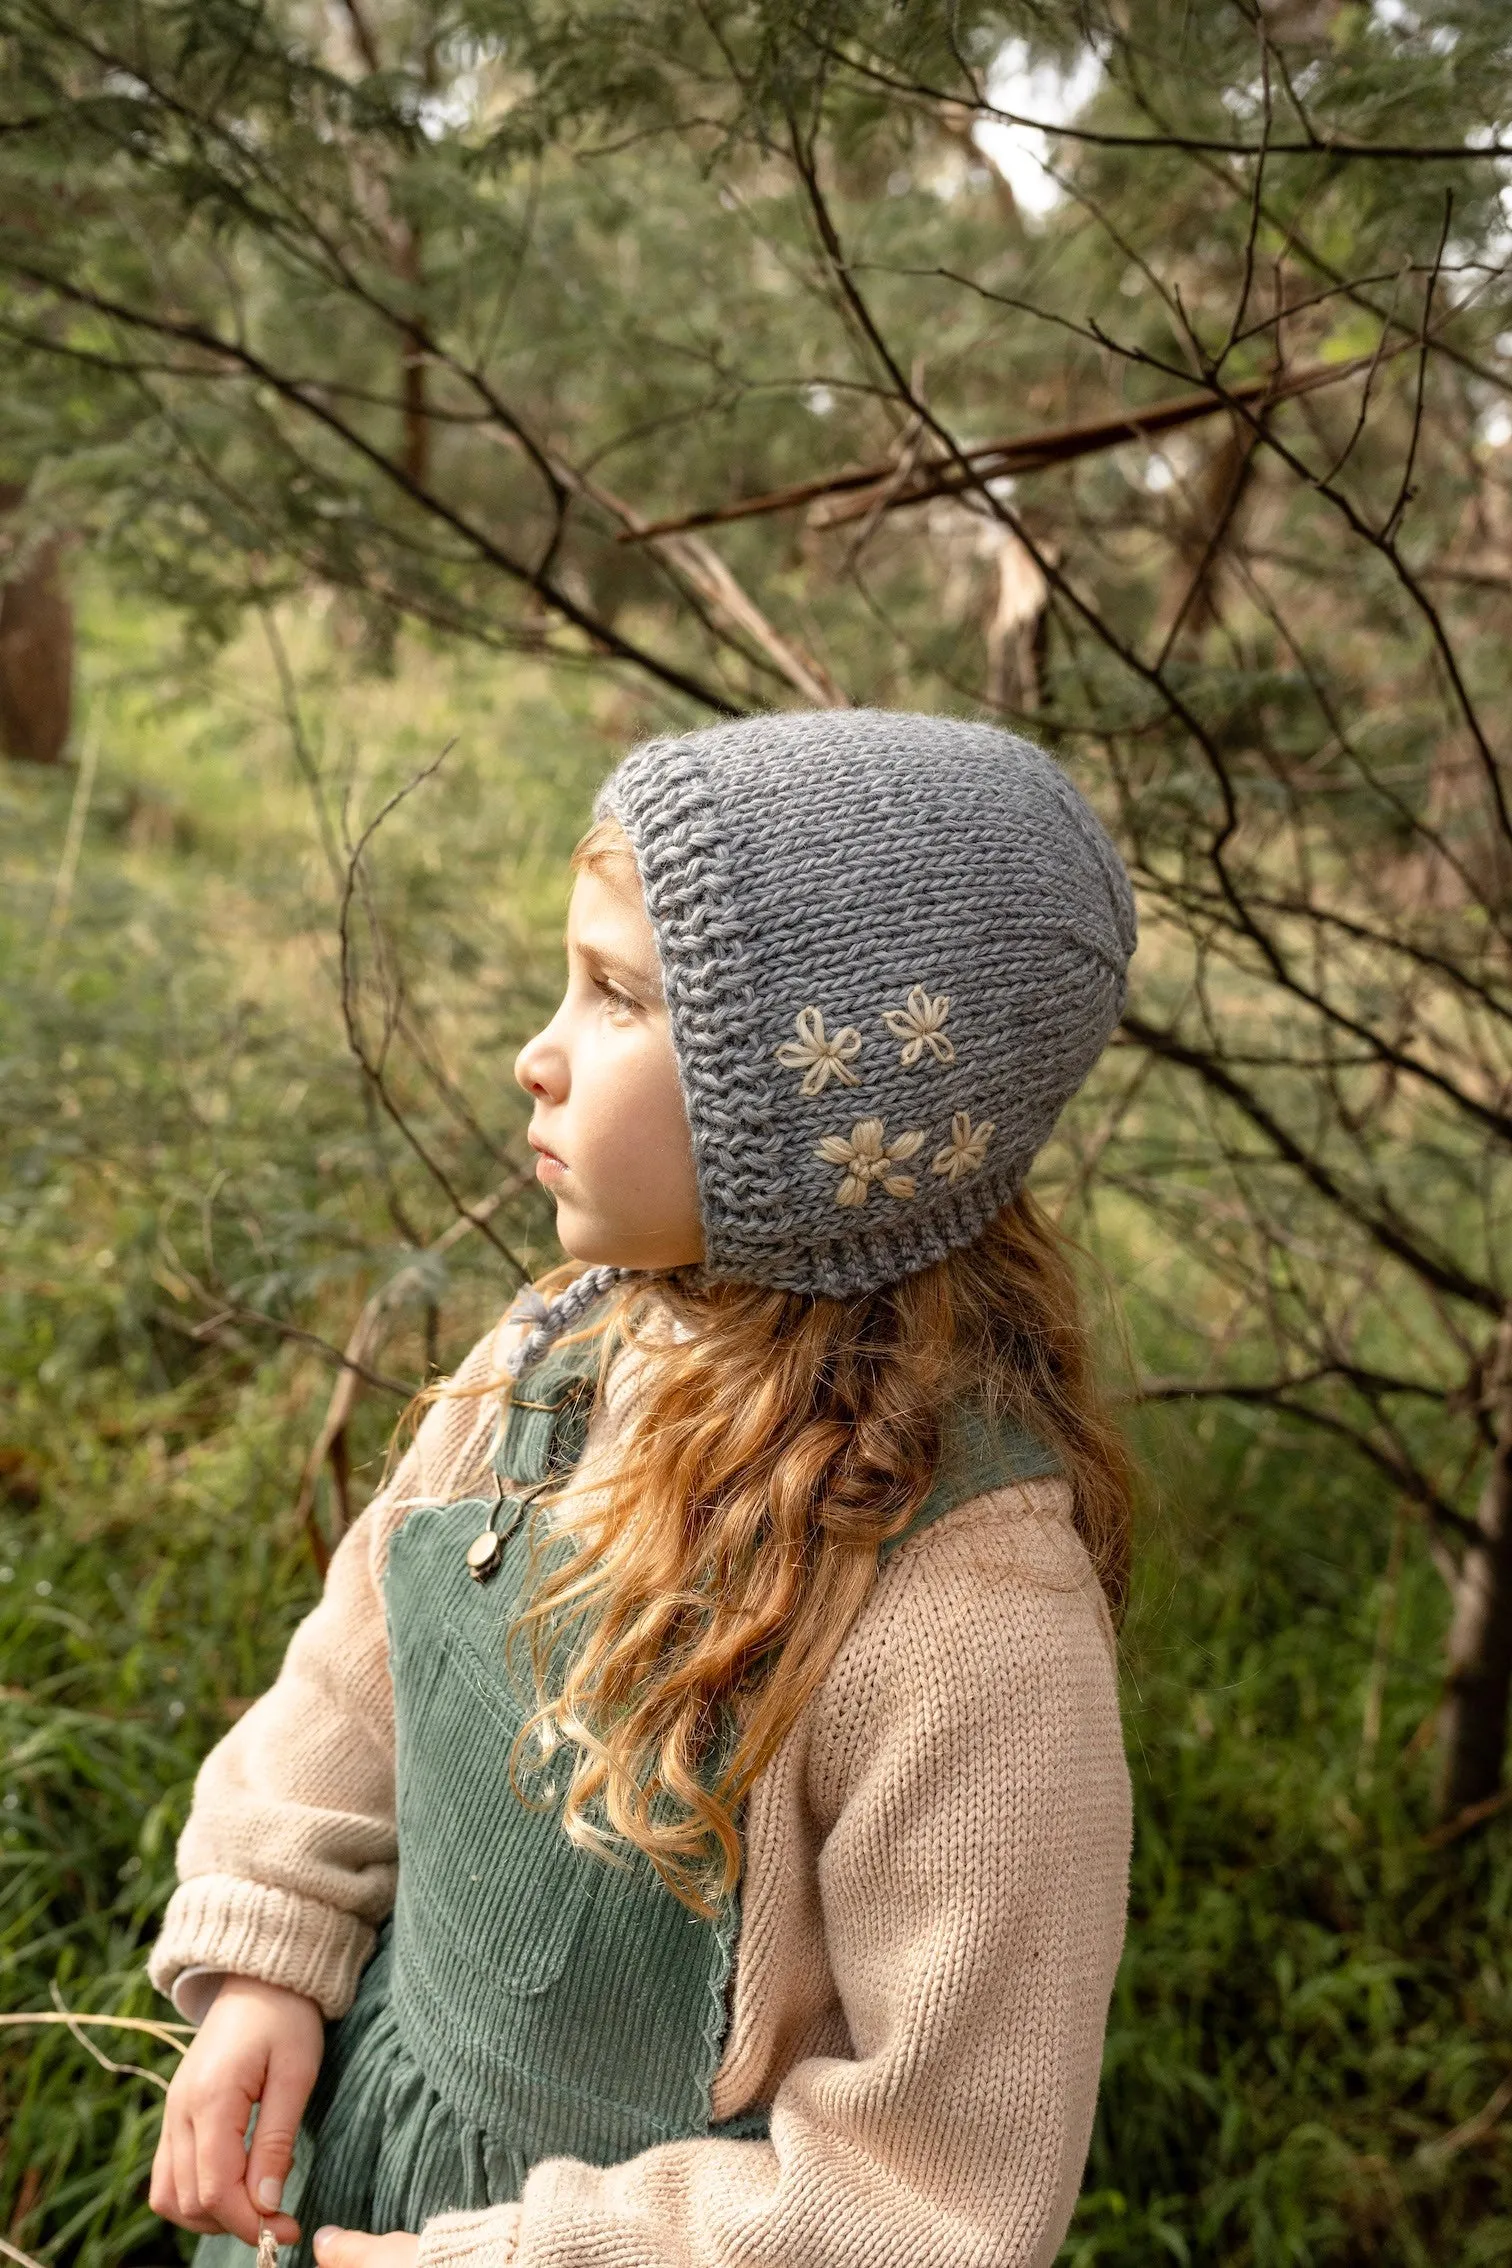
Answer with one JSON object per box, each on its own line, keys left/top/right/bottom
{"left": 502, "top": 1263, "right": 631, "bottom": 1378}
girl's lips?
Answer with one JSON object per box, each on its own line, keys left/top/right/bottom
{"left": 534, "top": 1148, "right": 567, "bottom": 1184}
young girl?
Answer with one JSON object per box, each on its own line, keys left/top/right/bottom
{"left": 148, "top": 709, "right": 1138, "bottom": 2268}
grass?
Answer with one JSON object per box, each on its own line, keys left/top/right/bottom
{"left": 1084, "top": 1415, "right": 1512, "bottom": 2265}
{"left": 3, "top": 588, "right": 1512, "bottom": 2265}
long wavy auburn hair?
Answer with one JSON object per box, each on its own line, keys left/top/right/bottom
{"left": 438, "top": 819, "right": 1132, "bottom": 1920}
{"left": 502, "top": 1199, "right": 1131, "bottom": 1920}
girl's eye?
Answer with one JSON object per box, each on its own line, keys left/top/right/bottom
{"left": 595, "top": 976, "right": 640, "bottom": 1017}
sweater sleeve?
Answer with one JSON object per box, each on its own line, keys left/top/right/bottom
{"left": 147, "top": 1313, "right": 520, "bottom": 2021}
{"left": 416, "top": 1489, "right": 1132, "bottom": 2268}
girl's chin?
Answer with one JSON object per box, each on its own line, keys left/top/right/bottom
{"left": 551, "top": 1200, "right": 616, "bottom": 1263}
{"left": 554, "top": 1210, "right": 706, "bottom": 1274}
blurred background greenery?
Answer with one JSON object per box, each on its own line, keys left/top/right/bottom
{"left": 2, "top": 1, "right": 1511, "bottom": 2261}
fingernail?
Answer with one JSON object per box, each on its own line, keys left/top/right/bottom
{"left": 257, "top": 2177, "right": 284, "bottom": 2210}
{"left": 313, "top": 2232, "right": 337, "bottom": 2259}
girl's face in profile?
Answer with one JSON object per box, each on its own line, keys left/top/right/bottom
{"left": 514, "top": 858, "right": 704, "bottom": 1271}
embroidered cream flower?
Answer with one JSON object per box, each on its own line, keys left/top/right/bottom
{"left": 931, "top": 1111, "right": 994, "bottom": 1185}
{"left": 883, "top": 985, "right": 955, "bottom": 1067}
{"left": 815, "top": 1117, "right": 926, "bottom": 1206}
{"left": 774, "top": 1005, "right": 863, "bottom": 1096}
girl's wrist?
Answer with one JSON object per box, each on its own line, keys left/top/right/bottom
{"left": 170, "top": 1963, "right": 226, "bottom": 2024}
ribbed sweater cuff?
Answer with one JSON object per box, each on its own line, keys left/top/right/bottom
{"left": 146, "top": 1875, "right": 376, "bottom": 2021}
{"left": 418, "top": 2205, "right": 522, "bottom": 2267}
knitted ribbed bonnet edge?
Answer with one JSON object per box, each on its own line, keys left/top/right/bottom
{"left": 597, "top": 739, "right": 791, "bottom": 1264}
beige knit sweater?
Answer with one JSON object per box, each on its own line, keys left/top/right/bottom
{"left": 149, "top": 1310, "right": 1132, "bottom": 2268}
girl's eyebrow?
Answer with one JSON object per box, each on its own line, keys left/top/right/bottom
{"left": 576, "top": 935, "right": 665, "bottom": 1001}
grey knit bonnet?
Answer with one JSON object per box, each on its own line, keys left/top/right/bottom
{"left": 578, "top": 708, "right": 1135, "bottom": 1305}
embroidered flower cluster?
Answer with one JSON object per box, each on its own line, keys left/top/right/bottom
{"left": 774, "top": 988, "right": 995, "bottom": 1207}
{"left": 815, "top": 1112, "right": 994, "bottom": 1207}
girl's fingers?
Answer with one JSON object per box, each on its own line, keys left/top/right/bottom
{"left": 312, "top": 2230, "right": 420, "bottom": 2267}
{"left": 192, "top": 2086, "right": 263, "bottom": 2246}
{"left": 147, "top": 2120, "right": 179, "bottom": 2222}
{"left": 245, "top": 2035, "right": 321, "bottom": 2227}
{"left": 152, "top": 2106, "right": 300, "bottom": 2245}
{"left": 169, "top": 2119, "right": 216, "bottom": 2234}
{"left": 313, "top": 2230, "right": 367, "bottom": 2267}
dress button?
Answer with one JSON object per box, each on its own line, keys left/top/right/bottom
{"left": 466, "top": 1529, "right": 504, "bottom": 1581}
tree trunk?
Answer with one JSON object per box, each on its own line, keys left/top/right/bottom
{"left": 0, "top": 482, "right": 73, "bottom": 766}
{"left": 1437, "top": 1313, "right": 1512, "bottom": 1819}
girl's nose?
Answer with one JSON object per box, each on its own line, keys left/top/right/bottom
{"left": 515, "top": 1022, "right": 566, "bottom": 1101}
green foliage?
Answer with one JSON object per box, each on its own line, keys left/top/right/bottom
{"left": 7, "top": 0, "right": 1510, "bottom": 703}
{"left": 1085, "top": 1408, "right": 1512, "bottom": 2265}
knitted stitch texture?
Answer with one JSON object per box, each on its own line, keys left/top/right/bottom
{"left": 596, "top": 709, "right": 1136, "bottom": 1297}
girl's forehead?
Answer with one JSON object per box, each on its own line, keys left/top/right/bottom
{"left": 567, "top": 863, "right": 660, "bottom": 979}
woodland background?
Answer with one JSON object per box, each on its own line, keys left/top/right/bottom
{"left": 2, "top": 0, "right": 1511, "bottom": 2261}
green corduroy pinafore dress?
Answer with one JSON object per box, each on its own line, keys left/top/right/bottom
{"left": 196, "top": 1303, "right": 1059, "bottom": 2266}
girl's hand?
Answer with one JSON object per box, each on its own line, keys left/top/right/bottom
{"left": 149, "top": 1974, "right": 324, "bottom": 2246}
{"left": 312, "top": 2231, "right": 420, "bottom": 2267}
